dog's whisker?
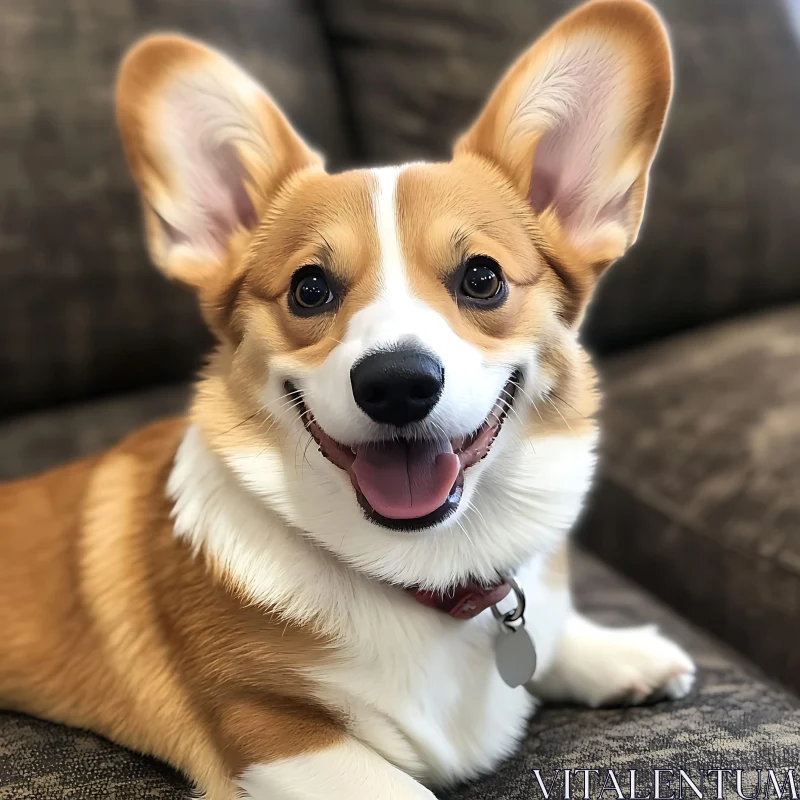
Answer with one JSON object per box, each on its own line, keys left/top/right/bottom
{"left": 219, "top": 411, "right": 260, "bottom": 437}
{"left": 254, "top": 400, "right": 307, "bottom": 441}
{"left": 546, "top": 395, "right": 572, "bottom": 431}
{"left": 497, "top": 394, "right": 526, "bottom": 429}
{"left": 275, "top": 396, "right": 305, "bottom": 413}
{"left": 549, "top": 389, "right": 587, "bottom": 420}
{"left": 292, "top": 431, "right": 304, "bottom": 479}
{"left": 301, "top": 436, "right": 316, "bottom": 472}
{"left": 496, "top": 395, "right": 537, "bottom": 456}
{"left": 454, "top": 516, "right": 475, "bottom": 548}
{"left": 508, "top": 379, "right": 536, "bottom": 406}
{"left": 464, "top": 498, "right": 489, "bottom": 530}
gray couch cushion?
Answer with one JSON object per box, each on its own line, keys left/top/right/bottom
{"left": 0, "top": 0, "right": 350, "bottom": 417}
{"left": 578, "top": 306, "right": 800, "bottom": 695}
{"left": 321, "top": 0, "right": 800, "bottom": 353}
{"left": 0, "top": 384, "right": 188, "bottom": 482}
{"left": 1, "top": 546, "right": 798, "bottom": 798}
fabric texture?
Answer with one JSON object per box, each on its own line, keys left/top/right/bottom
{"left": 0, "top": 0, "right": 350, "bottom": 417}
{"left": 0, "top": 384, "right": 189, "bottom": 483}
{"left": 1, "top": 548, "right": 798, "bottom": 798}
{"left": 321, "top": 0, "right": 800, "bottom": 353}
{"left": 578, "top": 306, "right": 800, "bottom": 695}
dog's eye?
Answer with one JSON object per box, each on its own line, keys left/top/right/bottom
{"left": 290, "top": 266, "right": 335, "bottom": 314}
{"left": 295, "top": 274, "right": 330, "bottom": 308}
{"left": 459, "top": 256, "right": 505, "bottom": 303}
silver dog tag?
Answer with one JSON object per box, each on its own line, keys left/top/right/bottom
{"left": 492, "top": 576, "right": 537, "bottom": 689}
{"left": 495, "top": 625, "right": 537, "bottom": 688}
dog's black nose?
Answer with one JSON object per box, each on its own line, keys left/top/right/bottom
{"left": 351, "top": 348, "right": 444, "bottom": 426}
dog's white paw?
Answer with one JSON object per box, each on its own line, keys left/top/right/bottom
{"left": 583, "top": 624, "right": 696, "bottom": 707}
{"left": 534, "top": 614, "right": 696, "bottom": 708}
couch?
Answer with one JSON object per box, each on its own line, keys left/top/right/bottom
{"left": 1, "top": 0, "right": 799, "bottom": 797}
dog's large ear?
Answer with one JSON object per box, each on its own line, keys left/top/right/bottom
{"left": 116, "top": 35, "right": 322, "bottom": 288}
{"left": 456, "top": 0, "right": 672, "bottom": 273}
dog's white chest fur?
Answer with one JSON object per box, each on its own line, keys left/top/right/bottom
{"left": 307, "top": 555, "right": 571, "bottom": 785}
{"left": 170, "top": 425, "right": 695, "bottom": 800}
{"left": 315, "top": 603, "right": 534, "bottom": 784}
{"left": 169, "top": 425, "right": 584, "bottom": 786}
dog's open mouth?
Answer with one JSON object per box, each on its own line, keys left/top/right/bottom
{"left": 285, "top": 372, "right": 519, "bottom": 531}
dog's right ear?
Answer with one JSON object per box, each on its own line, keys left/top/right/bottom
{"left": 116, "top": 35, "right": 322, "bottom": 289}
{"left": 456, "top": 0, "right": 672, "bottom": 282}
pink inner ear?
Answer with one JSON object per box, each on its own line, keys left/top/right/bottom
{"left": 525, "top": 47, "right": 623, "bottom": 234}
{"left": 160, "top": 80, "right": 259, "bottom": 255}
{"left": 195, "top": 139, "right": 257, "bottom": 248}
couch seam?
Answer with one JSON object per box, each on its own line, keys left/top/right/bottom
{"left": 308, "top": 0, "right": 366, "bottom": 163}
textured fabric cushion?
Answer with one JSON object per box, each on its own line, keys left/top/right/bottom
{"left": 0, "top": 713, "right": 187, "bottom": 800}
{"left": 1, "top": 548, "right": 799, "bottom": 798}
{"left": 0, "top": 0, "right": 350, "bottom": 417}
{"left": 0, "top": 384, "right": 188, "bottom": 482}
{"left": 578, "top": 306, "right": 800, "bottom": 695}
{"left": 321, "top": 0, "right": 800, "bottom": 353}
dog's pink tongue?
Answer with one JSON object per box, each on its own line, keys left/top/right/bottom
{"left": 352, "top": 440, "right": 460, "bottom": 520}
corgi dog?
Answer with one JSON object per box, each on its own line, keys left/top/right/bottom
{"left": 0, "top": 2, "right": 695, "bottom": 798}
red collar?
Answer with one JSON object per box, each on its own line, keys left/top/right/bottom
{"left": 406, "top": 580, "right": 511, "bottom": 620}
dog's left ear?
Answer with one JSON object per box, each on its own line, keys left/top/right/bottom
{"left": 456, "top": 0, "right": 672, "bottom": 274}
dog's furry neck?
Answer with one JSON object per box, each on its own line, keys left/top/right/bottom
{"left": 168, "top": 422, "right": 597, "bottom": 640}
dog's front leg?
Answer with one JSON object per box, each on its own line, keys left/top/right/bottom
{"left": 238, "top": 738, "right": 436, "bottom": 800}
{"left": 531, "top": 610, "right": 696, "bottom": 708}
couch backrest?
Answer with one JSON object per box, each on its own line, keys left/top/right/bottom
{"left": 321, "top": 0, "right": 800, "bottom": 354}
{"left": 4, "top": 0, "right": 800, "bottom": 418}
{"left": 0, "top": 0, "right": 351, "bottom": 417}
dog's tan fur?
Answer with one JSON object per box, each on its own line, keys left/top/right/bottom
{"left": 0, "top": 420, "right": 344, "bottom": 796}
